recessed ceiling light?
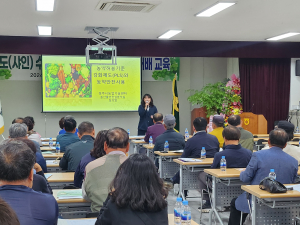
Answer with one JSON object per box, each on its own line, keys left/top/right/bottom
{"left": 158, "top": 30, "right": 182, "bottom": 39}
{"left": 266, "top": 32, "right": 300, "bottom": 41}
{"left": 196, "top": 2, "right": 236, "bottom": 17}
{"left": 38, "top": 26, "right": 52, "bottom": 36}
{"left": 36, "top": 0, "right": 55, "bottom": 11}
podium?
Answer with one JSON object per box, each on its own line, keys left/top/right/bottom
{"left": 191, "top": 107, "right": 209, "bottom": 132}
{"left": 239, "top": 112, "right": 267, "bottom": 134}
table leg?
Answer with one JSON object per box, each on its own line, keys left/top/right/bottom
{"left": 208, "top": 177, "right": 223, "bottom": 225}
{"left": 159, "top": 155, "right": 163, "bottom": 178}
{"left": 251, "top": 195, "right": 256, "bottom": 225}
{"left": 147, "top": 148, "right": 150, "bottom": 157}
{"left": 179, "top": 164, "right": 184, "bottom": 200}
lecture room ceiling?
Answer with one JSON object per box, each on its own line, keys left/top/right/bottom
{"left": 1, "top": 0, "right": 300, "bottom": 42}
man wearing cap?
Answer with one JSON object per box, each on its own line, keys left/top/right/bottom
{"left": 262, "top": 121, "right": 300, "bottom": 163}
{"left": 228, "top": 115, "right": 254, "bottom": 151}
{"left": 209, "top": 115, "right": 225, "bottom": 148}
{"left": 153, "top": 114, "right": 185, "bottom": 153}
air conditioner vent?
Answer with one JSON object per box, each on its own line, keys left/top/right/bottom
{"left": 96, "top": 1, "right": 161, "bottom": 13}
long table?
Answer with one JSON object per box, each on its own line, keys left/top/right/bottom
{"left": 47, "top": 172, "right": 74, "bottom": 189}
{"left": 53, "top": 189, "right": 91, "bottom": 219}
{"left": 242, "top": 184, "right": 300, "bottom": 225}
{"left": 173, "top": 158, "right": 214, "bottom": 200}
{"left": 43, "top": 153, "right": 64, "bottom": 160}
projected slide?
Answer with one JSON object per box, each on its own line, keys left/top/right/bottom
{"left": 42, "top": 55, "right": 141, "bottom": 112}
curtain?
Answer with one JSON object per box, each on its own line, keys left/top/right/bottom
{"left": 240, "top": 58, "right": 291, "bottom": 133}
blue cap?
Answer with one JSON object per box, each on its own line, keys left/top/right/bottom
{"left": 150, "top": 136, "right": 152, "bottom": 138}
{"left": 165, "top": 140, "right": 168, "bottom": 143}
{"left": 222, "top": 156, "right": 225, "bottom": 159}
{"left": 50, "top": 137, "right": 52, "bottom": 139}
{"left": 202, "top": 147, "right": 205, "bottom": 150}
{"left": 270, "top": 169, "right": 274, "bottom": 172}
{"left": 182, "top": 200, "right": 188, "bottom": 205}
{"left": 176, "top": 197, "right": 182, "bottom": 202}
{"left": 56, "top": 142, "right": 59, "bottom": 144}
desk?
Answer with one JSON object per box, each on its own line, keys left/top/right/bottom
{"left": 204, "top": 169, "right": 247, "bottom": 225}
{"left": 143, "top": 144, "right": 155, "bottom": 162}
{"left": 129, "top": 135, "right": 144, "bottom": 140}
{"left": 41, "top": 138, "right": 57, "bottom": 141}
{"left": 155, "top": 151, "right": 181, "bottom": 179}
{"left": 57, "top": 214, "right": 199, "bottom": 224}
{"left": 43, "top": 153, "right": 64, "bottom": 160}
{"left": 174, "top": 158, "right": 213, "bottom": 200}
{"left": 53, "top": 189, "right": 91, "bottom": 219}
{"left": 47, "top": 160, "right": 62, "bottom": 172}
{"left": 131, "top": 139, "right": 146, "bottom": 154}
{"left": 47, "top": 172, "right": 74, "bottom": 189}
{"left": 242, "top": 184, "right": 300, "bottom": 225}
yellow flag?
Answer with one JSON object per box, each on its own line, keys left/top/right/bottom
{"left": 0, "top": 100, "right": 4, "bottom": 135}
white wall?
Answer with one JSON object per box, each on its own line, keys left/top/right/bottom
{"left": 0, "top": 57, "right": 228, "bottom": 138}
{"left": 227, "top": 58, "right": 239, "bottom": 78}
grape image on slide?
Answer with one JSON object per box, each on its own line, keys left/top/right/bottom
{"left": 45, "top": 63, "right": 92, "bottom": 98}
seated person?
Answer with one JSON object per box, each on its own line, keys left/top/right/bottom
{"left": 60, "top": 121, "right": 95, "bottom": 171}
{"left": 228, "top": 129, "right": 298, "bottom": 225}
{"left": 228, "top": 115, "right": 254, "bottom": 151}
{"left": 17, "top": 138, "right": 52, "bottom": 194}
{"left": 74, "top": 130, "right": 108, "bottom": 188}
{"left": 171, "top": 117, "right": 219, "bottom": 186}
{"left": 209, "top": 115, "right": 224, "bottom": 148}
{"left": 58, "top": 116, "right": 78, "bottom": 135}
{"left": 199, "top": 126, "right": 252, "bottom": 209}
{"left": 144, "top": 113, "right": 165, "bottom": 143}
{"left": 83, "top": 127, "right": 129, "bottom": 212}
{"left": 153, "top": 114, "right": 185, "bottom": 152}
{"left": 56, "top": 117, "right": 80, "bottom": 152}
{"left": 23, "top": 117, "right": 42, "bottom": 147}
{"left": 262, "top": 120, "right": 300, "bottom": 163}
{"left": 11, "top": 120, "right": 42, "bottom": 154}
{"left": 0, "top": 140, "right": 58, "bottom": 225}
{"left": 95, "top": 154, "right": 168, "bottom": 225}
{"left": 0, "top": 197, "right": 20, "bottom": 225}
{"left": 9, "top": 123, "right": 47, "bottom": 172}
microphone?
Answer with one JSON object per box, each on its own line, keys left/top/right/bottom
{"left": 249, "top": 103, "right": 255, "bottom": 112}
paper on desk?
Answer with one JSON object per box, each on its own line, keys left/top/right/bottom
{"left": 41, "top": 138, "right": 50, "bottom": 141}
{"left": 57, "top": 190, "right": 83, "bottom": 200}
{"left": 45, "top": 174, "right": 52, "bottom": 179}
{"left": 179, "top": 158, "right": 202, "bottom": 162}
{"left": 58, "top": 218, "right": 96, "bottom": 225}
{"left": 286, "top": 184, "right": 300, "bottom": 192}
{"left": 170, "top": 150, "right": 184, "bottom": 153}
{"left": 42, "top": 151, "right": 54, "bottom": 154}
{"left": 46, "top": 160, "right": 59, "bottom": 165}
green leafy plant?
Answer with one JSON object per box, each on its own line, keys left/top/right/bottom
{"left": 0, "top": 69, "right": 12, "bottom": 80}
{"left": 187, "top": 82, "right": 228, "bottom": 117}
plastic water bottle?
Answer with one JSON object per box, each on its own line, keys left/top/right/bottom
{"left": 299, "top": 140, "right": 300, "bottom": 147}
{"left": 149, "top": 136, "right": 153, "bottom": 147}
{"left": 185, "top": 128, "right": 189, "bottom": 141}
{"left": 49, "top": 138, "right": 53, "bottom": 148}
{"left": 181, "top": 200, "right": 191, "bottom": 225}
{"left": 201, "top": 147, "right": 206, "bottom": 159}
{"left": 269, "top": 169, "right": 276, "bottom": 180}
{"left": 127, "top": 129, "right": 130, "bottom": 136}
{"left": 164, "top": 141, "right": 169, "bottom": 153}
{"left": 174, "top": 197, "right": 183, "bottom": 225}
{"left": 56, "top": 142, "right": 60, "bottom": 153}
{"left": 297, "top": 127, "right": 299, "bottom": 133}
{"left": 220, "top": 156, "right": 226, "bottom": 171}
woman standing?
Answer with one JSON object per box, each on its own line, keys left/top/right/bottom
{"left": 95, "top": 154, "right": 168, "bottom": 225}
{"left": 138, "top": 94, "right": 157, "bottom": 136}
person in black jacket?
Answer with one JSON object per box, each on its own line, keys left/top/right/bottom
{"left": 95, "top": 154, "right": 168, "bottom": 225}
{"left": 138, "top": 94, "right": 158, "bottom": 135}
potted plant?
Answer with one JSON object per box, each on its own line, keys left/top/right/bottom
{"left": 0, "top": 69, "right": 12, "bottom": 80}
{"left": 187, "top": 81, "right": 227, "bottom": 118}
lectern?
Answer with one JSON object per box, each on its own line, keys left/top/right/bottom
{"left": 239, "top": 112, "right": 267, "bottom": 134}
